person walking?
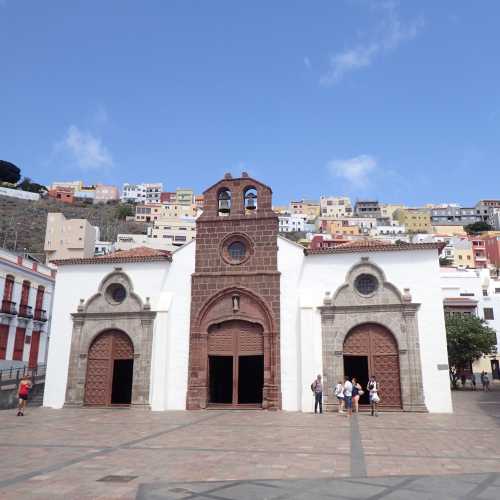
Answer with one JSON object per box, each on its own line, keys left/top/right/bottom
{"left": 352, "top": 377, "right": 363, "bottom": 413}
{"left": 470, "top": 373, "right": 476, "bottom": 391}
{"left": 17, "top": 376, "right": 32, "bottom": 416}
{"left": 343, "top": 376, "right": 353, "bottom": 417}
{"left": 480, "top": 371, "right": 486, "bottom": 391}
{"left": 311, "top": 374, "right": 323, "bottom": 414}
{"left": 367, "top": 375, "right": 379, "bottom": 417}
{"left": 483, "top": 372, "right": 490, "bottom": 392}
{"left": 334, "top": 380, "right": 345, "bottom": 413}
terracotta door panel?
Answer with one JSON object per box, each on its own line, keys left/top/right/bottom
{"left": 84, "top": 330, "right": 133, "bottom": 406}
{"left": 343, "top": 323, "right": 402, "bottom": 408}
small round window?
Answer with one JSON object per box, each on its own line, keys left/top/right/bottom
{"left": 106, "top": 283, "right": 127, "bottom": 304}
{"left": 228, "top": 241, "right": 246, "bottom": 261}
{"left": 354, "top": 274, "right": 378, "bottom": 295}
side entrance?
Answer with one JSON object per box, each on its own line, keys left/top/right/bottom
{"left": 343, "top": 323, "right": 402, "bottom": 409}
{"left": 208, "top": 320, "right": 264, "bottom": 407}
{"left": 84, "top": 330, "right": 134, "bottom": 406}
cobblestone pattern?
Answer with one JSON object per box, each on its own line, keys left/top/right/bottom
{"left": 0, "top": 388, "right": 499, "bottom": 498}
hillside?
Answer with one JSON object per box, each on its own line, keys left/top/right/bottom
{"left": 0, "top": 196, "right": 147, "bottom": 262}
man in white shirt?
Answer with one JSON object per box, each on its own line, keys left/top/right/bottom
{"left": 343, "top": 377, "right": 353, "bottom": 417}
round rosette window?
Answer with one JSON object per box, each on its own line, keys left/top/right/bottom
{"left": 106, "top": 283, "right": 127, "bottom": 304}
{"left": 354, "top": 274, "right": 378, "bottom": 296}
{"left": 221, "top": 234, "right": 253, "bottom": 265}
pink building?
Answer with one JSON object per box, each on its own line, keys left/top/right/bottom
{"left": 483, "top": 235, "right": 500, "bottom": 267}
{"left": 470, "top": 236, "right": 489, "bottom": 268}
{"left": 94, "top": 184, "right": 119, "bottom": 203}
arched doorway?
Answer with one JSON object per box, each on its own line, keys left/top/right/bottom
{"left": 84, "top": 330, "right": 134, "bottom": 406}
{"left": 343, "top": 323, "right": 402, "bottom": 408}
{"left": 207, "top": 320, "right": 264, "bottom": 407}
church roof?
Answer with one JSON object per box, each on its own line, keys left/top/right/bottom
{"left": 305, "top": 241, "right": 444, "bottom": 255}
{"left": 51, "top": 246, "right": 172, "bottom": 266}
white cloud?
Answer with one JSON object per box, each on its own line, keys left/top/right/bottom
{"left": 320, "top": 2, "right": 424, "bottom": 85}
{"left": 327, "top": 154, "right": 377, "bottom": 188}
{"left": 56, "top": 125, "right": 113, "bottom": 170}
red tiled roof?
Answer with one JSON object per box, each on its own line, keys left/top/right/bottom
{"left": 51, "top": 246, "right": 172, "bottom": 266}
{"left": 305, "top": 241, "right": 444, "bottom": 255}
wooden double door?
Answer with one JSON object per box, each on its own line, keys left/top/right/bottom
{"left": 208, "top": 320, "right": 264, "bottom": 406}
{"left": 343, "top": 323, "right": 402, "bottom": 408}
{"left": 84, "top": 330, "right": 134, "bottom": 406}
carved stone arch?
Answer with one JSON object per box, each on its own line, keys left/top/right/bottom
{"left": 84, "top": 270, "right": 144, "bottom": 313}
{"left": 319, "top": 256, "right": 427, "bottom": 412}
{"left": 196, "top": 286, "right": 275, "bottom": 334}
{"left": 188, "top": 286, "right": 279, "bottom": 410}
{"left": 65, "top": 268, "right": 156, "bottom": 409}
{"left": 333, "top": 258, "right": 404, "bottom": 307}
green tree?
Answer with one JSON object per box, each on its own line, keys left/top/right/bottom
{"left": 16, "top": 177, "right": 47, "bottom": 194}
{"left": 114, "top": 203, "right": 134, "bottom": 220}
{"left": 445, "top": 314, "right": 497, "bottom": 388}
{"left": 464, "top": 221, "right": 492, "bottom": 234}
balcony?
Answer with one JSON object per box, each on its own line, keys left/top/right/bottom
{"left": 34, "top": 308, "right": 48, "bottom": 322}
{"left": 0, "top": 300, "right": 17, "bottom": 315}
{"left": 18, "top": 304, "right": 33, "bottom": 319}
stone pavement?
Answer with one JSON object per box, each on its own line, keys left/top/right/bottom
{"left": 0, "top": 387, "right": 499, "bottom": 499}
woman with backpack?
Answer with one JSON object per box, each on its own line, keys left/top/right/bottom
{"left": 352, "top": 377, "right": 363, "bottom": 413}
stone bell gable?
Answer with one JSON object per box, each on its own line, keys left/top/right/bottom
{"left": 187, "top": 172, "right": 281, "bottom": 410}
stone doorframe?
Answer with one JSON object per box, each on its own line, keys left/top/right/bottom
{"left": 319, "top": 257, "right": 427, "bottom": 412}
{"left": 64, "top": 269, "right": 156, "bottom": 409}
{"left": 187, "top": 286, "right": 280, "bottom": 410}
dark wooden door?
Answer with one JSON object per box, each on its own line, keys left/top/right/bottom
{"left": 0, "top": 325, "right": 8, "bottom": 360}
{"left": 207, "top": 320, "right": 263, "bottom": 405}
{"left": 12, "top": 327, "right": 26, "bottom": 361}
{"left": 84, "top": 330, "right": 134, "bottom": 406}
{"left": 343, "top": 323, "right": 402, "bottom": 408}
{"left": 29, "top": 330, "right": 40, "bottom": 368}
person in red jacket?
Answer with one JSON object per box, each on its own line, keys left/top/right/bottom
{"left": 17, "top": 376, "right": 32, "bottom": 416}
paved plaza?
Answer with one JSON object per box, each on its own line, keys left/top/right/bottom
{"left": 0, "top": 388, "right": 499, "bottom": 499}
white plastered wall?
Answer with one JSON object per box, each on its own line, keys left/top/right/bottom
{"left": 285, "top": 249, "right": 452, "bottom": 413}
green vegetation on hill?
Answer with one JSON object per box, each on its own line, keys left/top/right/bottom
{"left": 0, "top": 196, "right": 146, "bottom": 262}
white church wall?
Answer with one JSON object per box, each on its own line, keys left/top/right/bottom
{"left": 297, "top": 249, "right": 452, "bottom": 413}
{"left": 277, "top": 237, "right": 305, "bottom": 411}
{"left": 43, "top": 261, "right": 170, "bottom": 409}
{"left": 161, "top": 242, "right": 195, "bottom": 410}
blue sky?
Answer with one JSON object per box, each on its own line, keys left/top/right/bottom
{"left": 1, "top": 1, "right": 499, "bottom": 206}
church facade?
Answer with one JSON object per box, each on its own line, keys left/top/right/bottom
{"left": 43, "top": 174, "right": 453, "bottom": 413}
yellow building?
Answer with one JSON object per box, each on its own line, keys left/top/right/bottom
{"left": 393, "top": 208, "right": 431, "bottom": 233}
{"left": 380, "top": 204, "right": 406, "bottom": 219}
{"left": 452, "top": 241, "right": 474, "bottom": 267}
{"left": 290, "top": 200, "right": 320, "bottom": 220}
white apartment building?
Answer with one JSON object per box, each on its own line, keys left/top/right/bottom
{"left": 94, "top": 241, "right": 115, "bottom": 256}
{"left": 149, "top": 216, "right": 196, "bottom": 247}
{"left": 278, "top": 214, "right": 307, "bottom": 233}
{"left": 121, "top": 183, "right": 163, "bottom": 204}
{"left": 344, "top": 217, "right": 378, "bottom": 234}
{"left": 440, "top": 267, "right": 500, "bottom": 379}
{"left": 44, "top": 213, "right": 97, "bottom": 262}
{"left": 115, "top": 234, "right": 176, "bottom": 252}
{"left": 372, "top": 223, "right": 406, "bottom": 236}
{"left": 319, "top": 196, "right": 352, "bottom": 218}
{"left": 0, "top": 248, "right": 55, "bottom": 369}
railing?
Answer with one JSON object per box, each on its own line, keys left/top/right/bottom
{"left": 0, "top": 300, "right": 17, "bottom": 315}
{"left": 0, "top": 363, "right": 46, "bottom": 382}
{"left": 18, "top": 304, "right": 33, "bottom": 318}
{"left": 34, "top": 308, "right": 48, "bottom": 322}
